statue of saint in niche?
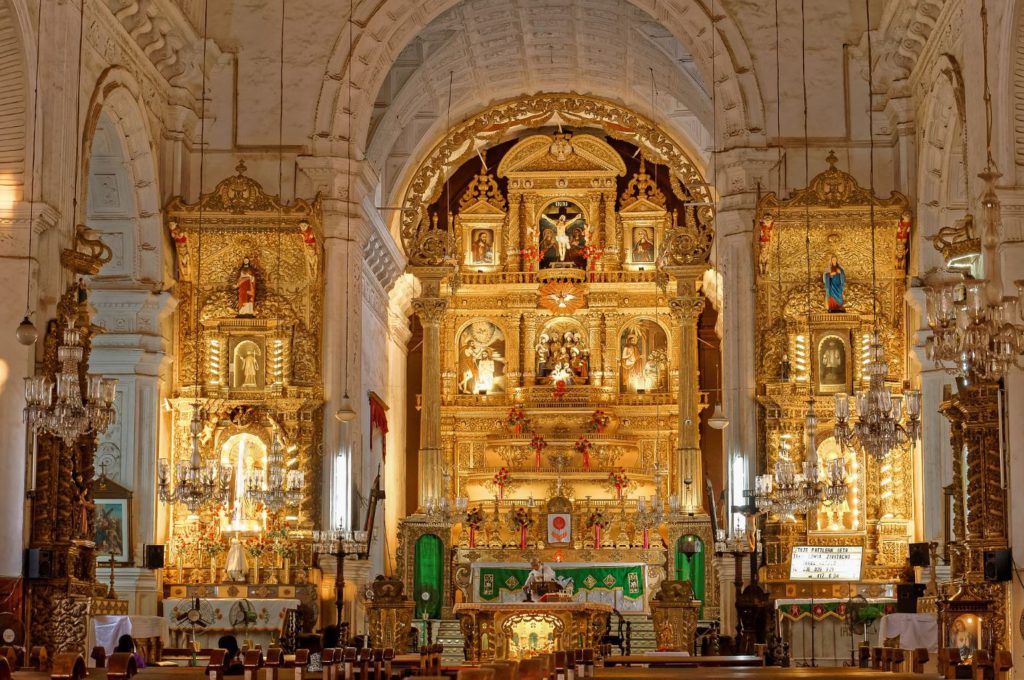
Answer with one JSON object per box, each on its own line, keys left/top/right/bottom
{"left": 818, "top": 335, "right": 846, "bottom": 391}
{"left": 822, "top": 254, "right": 845, "bottom": 312}
{"left": 236, "top": 257, "right": 257, "bottom": 316}
{"left": 619, "top": 320, "right": 668, "bottom": 393}
{"left": 535, "top": 323, "right": 589, "bottom": 384}
{"left": 233, "top": 340, "right": 263, "bottom": 389}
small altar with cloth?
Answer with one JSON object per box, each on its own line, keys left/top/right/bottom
{"left": 163, "top": 597, "right": 299, "bottom": 649}
{"left": 453, "top": 601, "right": 613, "bottom": 660}
{"left": 471, "top": 562, "right": 647, "bottom": 611}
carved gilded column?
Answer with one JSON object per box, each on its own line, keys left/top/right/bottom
{"left": 412, "top": 271, "right": 449, "bottom": 510}
{"left": 522, "top": 315, "right": 538, "bottom": 386}
{"left": 667, "top": 270, "right": 706, "bottom": 512}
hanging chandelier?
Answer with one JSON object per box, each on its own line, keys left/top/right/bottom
{"left": 922, "top": 1, "right": 1024, "bottom": 382}
{"left": 833, "top": 338, "right": 921, "bottom": 462}
{"left": 158, "top": 407, "right": 232, "bottom": 512}
{"left": 245, "top": 432, "right": 305, "bottom": 511}
{"left": 754, "top": 431, "right": 820, "bottom": 518}
{"left": 24, "top": 313, "right": 119, "bottom": 448}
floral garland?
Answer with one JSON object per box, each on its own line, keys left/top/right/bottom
{"left": 465, "top": 507, "right": 484, "bottom": 529}
{"left": 587, "top": 410, "right": 610, "bottom": 434}
{"left": 493, "top": 467, "right": 511, "bottom": 500}
{"left": 519, "top": 247, "right": 541, "bottom": 271}
{"left": 585, "top": 511, "right": 609, "bottom": 529}
{"left": 512, "top": 507, "right": 533, "bottom": 529}
{"left": 552, "top": 379, "right": 568, "bottom": 400}
{"left": 574, "top": 436, "right": 593, "bottom": 471}
{"left": 244, "top": 535, "right": 269, "bottom": 560}
{"left": 506, "top": 407, "right": 530, "bottom": 434}
{"left": 529, "top": 431, "right": 547, "bottom": 468}
{"left": 195, "top": 528, "right": 226, "bottom": 560}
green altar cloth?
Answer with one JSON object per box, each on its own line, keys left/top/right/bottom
{"left": 477, "top": 565, "right": 644, "bottom": 601}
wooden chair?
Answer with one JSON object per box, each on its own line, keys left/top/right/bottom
{"left": 938, "top": 647, "right": 961, "bottom": 679}
{"left": 50, "top": 653, "right": 87, "bottom": 680}
{"left": 356, "top": 647, "right": 373, "bottom": 680}
{"left": 891, "top": 648, "right": 907, "bottom": 672}
{"left": 108, "top": 652, "right": 138, "bottom": 680}
{"left": 293, "top": 649, "right": 310, "bottom": 680}
{"left": 995, "top": 649, "right": 1013, "bottom": 680}
{"left": 30, "top": 645, "right": 48, "bottom": 671}
{"left": 553, "top": 651, "right": 568, "bottom": 680}
{"left": 580, "top": 649, "right": 594, "bottom": 679}
{"left": 872, "top": 647, "right": 884, "bottom": 671}
{"left": 207, "top": 649, "right": 228, "bottom": 680}
{"left": 342, "top": 647, "right": 358, "bottom": 680}
{"left": 243, "top": 649, "right": 265, "bottom": 680}
{"left": 858, "top": 642, "right": 872, "bottom": 668}
{"left": 265, "top": 648, "right": 283, "bottom": 680}
{"left": 90, "top": 646, "right": 107, "bottom": 669}
{"left": 382, "top": 648, "right": 394, "bottom": 680}
{"left": 881, "top": 647, "right": 894, "bottom": 672}
{"left": 456, "top": 669, "right": 495, "bottom": 680}
{"left": 912, "top": 648, "right": 929, "bottom": 674}
{"left": 0, "top": 656, "right": 12, "bottom": 680}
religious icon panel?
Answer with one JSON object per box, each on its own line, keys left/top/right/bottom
{"left": 630, "top": 227, "right": 656, "bottom": 263}
{"left": 458, "top": 320, "right": 507, "bottom": 394}
{"left": 470, "top": 228, "right": 496, "bottom": 265}
{"left": 619, "top": 320, "right": 669, "bottom": 393}
{"left": 539, "top": 201, "right": 588, "bottom": 270}
{"left": 813, "top": 331, "right": 850, "bottom": 395}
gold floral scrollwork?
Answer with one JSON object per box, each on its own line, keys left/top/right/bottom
{"left": 460, "top": 165, "right": 507, "bottom": 212}
{"left": 619, "top": 160, "right": 666, "bottom": 209}
{"left": 669, "top": 296, "right": 705, "bottom": 321}
{"left": 413, "top": 298, "right": 449, "bottom": 325}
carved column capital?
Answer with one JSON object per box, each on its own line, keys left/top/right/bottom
{"left": 412, "top": 297, "right": 449, "bottom": 325}
{"left": 669, "top": 296, "right": 705, "bottom": 321}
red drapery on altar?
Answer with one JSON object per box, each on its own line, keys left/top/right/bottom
{"left": 369, "top": 392, "right": 389, "bottom": 463}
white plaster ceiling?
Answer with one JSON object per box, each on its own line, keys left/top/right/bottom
{"left": 366, "top": 0, "right": 712, "bottom": 200}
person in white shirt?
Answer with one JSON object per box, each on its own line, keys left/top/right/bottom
{"left": 524, "top": 559, "right": 558, "bottom": 601}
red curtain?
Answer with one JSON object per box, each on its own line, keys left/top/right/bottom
{"left": 369, "top": 394, "right": 389, "bottom": 463}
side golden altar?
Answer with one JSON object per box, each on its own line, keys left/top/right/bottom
{"left": 453, "top": 602, "right": 612, "bottom": 660}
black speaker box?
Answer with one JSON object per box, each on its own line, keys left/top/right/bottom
{"left": 983, "top": 549, "right": 1011, "bottom": 582}
{"left": 896, "top": 583, "right": 926, "bottom": 613}
{"left": 144, "top": 544, "right": 165, "bottom": 569}
{"left": 908, "top": 542, "right": 930, "bottom": 567}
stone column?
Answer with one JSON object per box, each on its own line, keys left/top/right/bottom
{"left": 667, "top": 267, "right": 707, "bottom": 512}
{"left": 411, "top": 270, "right": 449, "bottom": 510}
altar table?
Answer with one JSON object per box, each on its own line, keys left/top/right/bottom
{"left": 878, "top": 613, "right": 938, "bottom": 653}
{"left": 775, "top": 598, "right": 896, "bottom": 667}
{"left": 453, "top": 601, "right": 613, "bottom": 661}
{"left": 163, "top": 597, "right": 299, "bottom": 649}
{"left": 89, "top": 615, "right": 169, "bottom": 664}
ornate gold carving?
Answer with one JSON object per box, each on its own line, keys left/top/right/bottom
{"left": 400, "top": 94, "right": 713, "bottom": 268}
{"left": 619, "top": 160, "right": 666, "bottom": 209}
{"left": 650, "top": 580, "right": 700, "bottom": 652}
{"left": 460, "top": 165, "right": 507, "bottom": 212}
{"left": 669, "top": 296, "right": 705, "bottom": 320}
{"left": 61, "top": 224, "right": 114, "bottom": 275}
{"left": 929, "top": 213, "right": 980, "bottom": 265}
{"left": 537, "top": 281, "right": 586, "bottom": 314}
{"left": 413, "top": 297, "right": 449, "bottom": 325}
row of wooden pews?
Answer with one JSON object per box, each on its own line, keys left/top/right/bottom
{"left": 937, "top": 648, "right": 1012, "bottom": 680}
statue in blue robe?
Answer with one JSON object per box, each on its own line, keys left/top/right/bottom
{"left": 823, "top": 255, "right": 846, "bottom": 312}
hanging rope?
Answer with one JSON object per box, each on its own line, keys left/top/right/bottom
{"left": 193, "top": 0, "right": 211, "bottom": 409}
{"left": 21, "top": 0, "right": 44, "bottom": 320}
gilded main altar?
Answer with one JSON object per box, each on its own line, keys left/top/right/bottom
{"left": 395, "top": 105, "right": 721, "bottom": 628}
{"left": 160, "top": 163, "right": 324, "bottom": 626}
{"left": 755, "top": 152, "right": 915, "bottom": 587}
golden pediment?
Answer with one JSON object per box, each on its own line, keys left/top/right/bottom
{"left": 497, "top": 133, "right": 627, "bottom": 177}
{"left": 777, "top": 151, "right": 907, "bottom": 210}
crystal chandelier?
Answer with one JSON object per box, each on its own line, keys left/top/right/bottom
{"left": 313, "top": 529, "right": 369, "bottom": 558}
{"left": 424, "top": 495, "right": 469, "bottom": 524}
{"left": 158, "top": 406, "right": 233, "bottom": 512}
{"left": 832, "top": 337, "right": 922, "bottom": 462}
{"left": 754, "top": 432, "right": 820, "bottom": 518}
{"left": 245, "top": 432, "right": 305, "bottom": 511}
{"left": 23, "top": 313, "right": 118, "bottom": 447}
{"left": 921, "top": 1, "right": 1024, "bottom": 382}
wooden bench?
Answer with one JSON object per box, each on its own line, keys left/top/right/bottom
{"left": 912, "top": 648, "right": 929, "bottom": 674}
{"left": 265, "top": 647, "right": 283, "bottom": 680}
{"left": 50, "top": 653, "right": 86, "bottom": 680}
{"left": 206, "top": 649, "right": 228, "bottom": 680}
{"left": 243, "top": 649, "right": 264, "bottom": 680}
{"left": 0, "top": 656, "right": 11, "bottom": 680}
{"left": 108, "top": 652, "right": 138, "bottom": 680}
{"left": 292, "top": 649, "right": 310, "bottom": 680}
{"left": 30, "top": 646, "right": 48, "bottom": 671}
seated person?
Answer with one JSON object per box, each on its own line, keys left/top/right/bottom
{"left": 297, "top": 634, "right": 322, "bottom": 672}
{"left": 114, "top": 634, "right": 146, "bottom": 669}
{"left": 321, "top": 624, "right": 341, "bottom": 650}
{"left": 523, "top": 559, "right": 559, "bottom": 602}
{"left": 217, "top": 635, "right": 245, "bottom": 676}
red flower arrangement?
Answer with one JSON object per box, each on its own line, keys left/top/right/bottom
{"left": 585, "top": 510, "right": 609, "bottom": 546}
{"left": 507, "top": 407, "right": 530, "bottom": 434}
{"left": 529, "top": 431, "right": 548, "bottom": 468}
{"left": 519, "top": 247, "right": 541, "bottom": 272}
{"left": 587, "top": 410, "right": 610, "bottom": 434}
{"left": 465, "top": 507, "right": 484, "bottom": 548}
{"left": 513, "top": 507, "right": 533, "bottom": 549}
{"left": 493, "top": 467, "right": 511, "bottom": 500}
{"left": 552, "top": 379, "right": 568, "bottom": 399}
{"left": 608, "top": 467, "right": 630, "bottom": 500}
{"left": 574, "top": 436, "right": 592, "bottom": 471}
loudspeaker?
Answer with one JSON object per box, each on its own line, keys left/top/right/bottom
{"left": 983, "top": 549, "right": 1011, "bottom": 582}
{"left": 25, "top": 548, "right": 52, "bottom": 579}
{"left": 896, "top": 583, "right": 926, "bottom": 613}
{"left": 908, "top": 542, "right": 930, "bottom": 567}
{"left": 144, "top": 544, "right": 165, "bottom": 569}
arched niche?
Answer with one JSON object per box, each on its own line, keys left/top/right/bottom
{"left": 219, "top": 432, "right": 268, "bottom": 532}
{"left": 537, "top": 199, "right": 590, "bottom": 270}
{"left": 618, "top": 318, "right": 670, "bottom": 394}
{"left": 413, "top": 533, "right": 444, "bottom": 619}
{"left": 814, "top": 436, "right": 861, "bottom": 532}
{"left": 674, "top": 534, "right": 705, "bottom": 616}
{"left": 456, "top": 319, "right": 508, "bottom": 395}
{"left": 535, "top": 317, "right": 590, "bottom": 386}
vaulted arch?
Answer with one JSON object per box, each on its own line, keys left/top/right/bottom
{"left": 0, "top": 0, "right": 32, "bottom": 207}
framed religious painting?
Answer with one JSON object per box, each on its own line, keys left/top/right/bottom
{"left": 812, "top": 330, "right": 852, "bottom": 395}
{"left": 457, "top": 200, "right": 505, "bottom": 273}
{"left": 538, "top": 200, "right": 589, "bottom": 270}
{"left": 93, "top": 474, "right": 133, "bottom": 565}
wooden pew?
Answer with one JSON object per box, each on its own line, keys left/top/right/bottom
{"left": 293, "top": 649, "right": 310, "bottom": 680}
{"left": 30, "top": 646, "right": 48, "bottom": 671}
{"left": 580, "top": 649, "right": 594, "bottom": 679}
{"left": 90, "top": 646, "right": 107, "bottom": 669}
{"left": 858, "top": 644, "right": 872, "bottom": 669}
{"left": 355, "top": 648, "right": 372, "bottom": 680}
{"left": 108, "top": 652, "right": 138, "bottom": 680}
{"left": 265, "top": 647, "right": 283, "bottom": 680}
{"left": 0, "top": 656, "right": 11, "bottom": 680}
{"left": 50, "top": 653, "right": 86, "bottom": 680}
{"left": 207, "top": 649, "right": 228, "bottom": 680}
{"left": 938, "top": 647, "right": 961, "bottom": 679}
{"left": 243, "top": 649, "right": 264, "bottom": 680}
{"left": 912, "top": 648, "right": 929, "bottom": 674}
{"left": 995, "top": 649, "right": 1013, "bottom": 680}
{"left": 382, "top": 648, "right": 394, "bottom": 680}
{"left": 891, "top": 648, "right": 906, "bottom": 673}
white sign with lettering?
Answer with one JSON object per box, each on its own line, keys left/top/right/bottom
{"left": 789, "top": 545, "right": 864, "bottom": 581}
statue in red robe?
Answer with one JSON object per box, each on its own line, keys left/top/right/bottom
{"left": 236, "top": 257, "right": 256, "bottom": 316}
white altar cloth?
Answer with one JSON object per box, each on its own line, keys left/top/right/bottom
{"left": 163, "top": 597, "right": 299, "bottom": 649}
{"left": 89, "top": 615, "right": 169, "bottom": 662}
{"left": 878, "top": 613, "right": 938, "bottom": 652}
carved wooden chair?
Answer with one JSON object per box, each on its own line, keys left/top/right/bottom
{"left": 107, "top": 652, "right": 138, "bottom": 680}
